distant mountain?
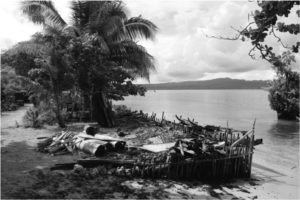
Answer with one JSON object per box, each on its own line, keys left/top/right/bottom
{"left": 141, "top": 78, "right": 270, "bottom": 90}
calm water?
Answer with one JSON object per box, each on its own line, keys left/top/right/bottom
{"left": 115, "top": 90, "right": 299, "bottom": 173}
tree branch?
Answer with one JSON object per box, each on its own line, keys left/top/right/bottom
{"left": 270, "top": 25, "right": 292, "bottom": 50}
{"left": 205, "top": 22, "right": 255, "bottom": 41}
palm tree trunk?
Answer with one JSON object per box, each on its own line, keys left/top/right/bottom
{"left": 83, "top": 94, "right": 90, "bottom": 110}
{"left": 47, "top": 63, "right": 66, "bottom": 128}
{"left": 92, "top": 91, "right": 114, "bottom": 127}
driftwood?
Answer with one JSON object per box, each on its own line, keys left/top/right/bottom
{"left": 37, "top": 136, "right": 50, "bottom": 140}
{"left": 204, "top": 125, "right": 220, "bottom": 132}
{"left": 175, "top": 115, "right": 190, "bottom": 125}
{"left": 37, "top": 137, "right": 52, "bottom": 151}
{"left": 75, "top": 138, "right": 126, "bottom": 156}
{"left": 85, "top": 126, "right": 97, "bottom": 136}
{"left": 77, "top": 159, "right": 136, "bottom": 168}
{"left": 76, "top": 139, "right": 108, "bottom": 156}
{"left": 52, "top": 150, "right": 71, "bottom": 156}
{"left": 140, "top": 143, "right": 175, "bottom": 153}
{"left": 254, "top": 138, "right": 263, "bottom": 146}
{"left": 110, "top": 141, "right": 126, "bottom": 151}
{"left": 187, "top": 118, "right": 201, "bottom": 127}
{"left": 48, "top": 145, "right": 66, "bottom": 154}
{"left": 50, "top": 163, "right": 76, "bottom": 170}
{"left": 94, "top": 134, "right": 122, "bottom": 141}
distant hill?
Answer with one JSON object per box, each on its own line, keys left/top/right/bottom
{"left": 141, "top": 78, "right": 270, "bottom": 90}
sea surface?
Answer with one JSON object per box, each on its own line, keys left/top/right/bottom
{"left": 115, "top": 90, "right": 299, "bottom": 197}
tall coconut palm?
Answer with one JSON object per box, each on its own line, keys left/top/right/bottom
{"left": 21, "top": 0, "right": 157, "bottom": 127}
{"left": 22, "top": 1, "right": 157, "bottom": 77}
{"left": 70, "top": 1, "right": 157, "bottom": 126}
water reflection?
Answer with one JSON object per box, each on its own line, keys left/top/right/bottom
{"left": 268, "top": 120, "right": 299, "bottom": 139}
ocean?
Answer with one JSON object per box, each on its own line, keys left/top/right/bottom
{"left": 115, "top": 89, "right": 299, "bottom": 197}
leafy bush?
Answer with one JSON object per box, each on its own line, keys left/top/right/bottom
{"left": 113, "top": 105, "right": 132, "bottom": 115}
{"left": 268, "top": 52, "right": 299, "bottom": 120}
{"left": 1, "top": 102, "right": 18, "bottom": 111}
{"left": 23, "top": 107, "right": 42, "bottom": 128}
{"left": 23, "top": 106, "right": 56, "bottom": 128}
{"left": 1, "top": 95, "right": 18, "bottom": 111}
{"left": 1, "top": 65, "right": 32, "bottom": 111}
{"left": 269, "top": 72, "right": 299, "bottom": 120}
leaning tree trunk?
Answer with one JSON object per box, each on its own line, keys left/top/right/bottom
{"left": 92, "top": 91, "right": 114, "bottom": 127}
{"left": 83, "top": 94, "right": 90, "bottom": 110}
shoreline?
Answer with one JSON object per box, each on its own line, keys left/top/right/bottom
{"left": 1, "top": 105, "right": 299, "bottom": 199}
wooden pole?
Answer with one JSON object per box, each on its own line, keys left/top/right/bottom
{"left": 248, "top": 119, "right": 256, "bottom": 177}
{"left": 161, "top": 112, "right": 165, "bottom": 125}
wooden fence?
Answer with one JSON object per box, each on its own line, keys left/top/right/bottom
{"left": 116, "top": 111, "right": 256, "bottom": 180}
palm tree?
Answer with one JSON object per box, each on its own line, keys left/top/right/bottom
{"left": 21, "top": 1, "right": 157, "bottom": 127}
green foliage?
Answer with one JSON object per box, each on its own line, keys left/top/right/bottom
{"left": 268, "top": 52, "right": 299, "bottom": 120}
{"left": 70, "top": 1, "right": 157, "bottom": 41}
{"left": 269, "top": 75, "right": 299, "bottom": 120}
{"left": 113, "top": 104, "right": 132, "bottom": 115}
{"left": 30, "top": 33, "right": 75, "bottom": 127}
{"left": 1, "top": 65, "right": 32, "bottom": 111}
{"left": 69, "top": 1, "right": 157, "bottom": 80}
{"left": 22, "top": 1, "right": 67, "bottom": 27}
{"left": 1, "top": 51, "right": 38, "bottom": 77}
{"left": 236, "top": 1, "right": 300, "bottom": 120}
{"left": 19, "top": 0, "right": 157, "bottom": 127}
{"left": 68, "top": 37, "right": 148, "bottom": 101}
{"left": 1, "top": 66, "right": 30, "bottom": 94}
{"left": 23, "top": 105, "right": 56, "bottom": 128}
{"left": 23, "top": 107, "right": 44, "bottom": 128}
{"left": 240, "top": 1, "right": 299, "bottom": 60}
{"left": 67, "top": 1, "right": 156, "bottom": 104}
{"left": 1, "top": 99, "right": 18, "bottom": 112}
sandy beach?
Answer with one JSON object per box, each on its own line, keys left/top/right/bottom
{"left": 1, "top": 105, "right": 298, "bottom": 199}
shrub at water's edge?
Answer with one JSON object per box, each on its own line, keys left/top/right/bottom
{"left": 268, "top": 52, "right": 299, "bottom": 120}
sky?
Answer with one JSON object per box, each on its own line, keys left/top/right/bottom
{"left": 0, "top": 0, "right": 299, "bottom": 83}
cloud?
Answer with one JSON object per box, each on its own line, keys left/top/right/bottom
{"left": 1, "top": 0, "right": 297, "bottom": 83}
{"left": 0, "top": 0, "right": 71, "bottom": 50}
{"left": 127, "top": 0, "right": 297, "bottom": 83}
{"left": 0, "top": 0, "right": 39, "bottom": 49}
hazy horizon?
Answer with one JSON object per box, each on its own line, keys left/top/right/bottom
{"left": 141, "top": 77, "right": 271, "bottom": 84}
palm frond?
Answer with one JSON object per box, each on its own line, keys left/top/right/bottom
{"left": 5, "top": 40, "right": 49, "bottom": 57}
{"left": 81, "top": 33, "right": 110, "bottom": 54}
{"left": 71, "top": 1, "right": 91, "bottom": 31}
{"left": 125, "top": 17, "right": 158, "bottom": 40}
{"left": 109, "top": 40, "right": 155, "bottom": 81}
{"left": 43, "top": 24, "right": 64, "bottom": 35}
{"left": 21, "top": 1, "right": 67, "bottom": 28}
{"left": 105, "top": 1, "right": 127, "bottom": 21}
{"left": 102, "top": 15, "right": 125, "bottom": 37}
{"left": 71, "top": 1, "right": 128, "bottom": 38}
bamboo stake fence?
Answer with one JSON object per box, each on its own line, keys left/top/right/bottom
{"left": 50, "top": 110, "right": 258, "bottom": 180}
{"left": 128, "top": 110, "right": 257, "bottom": 179}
